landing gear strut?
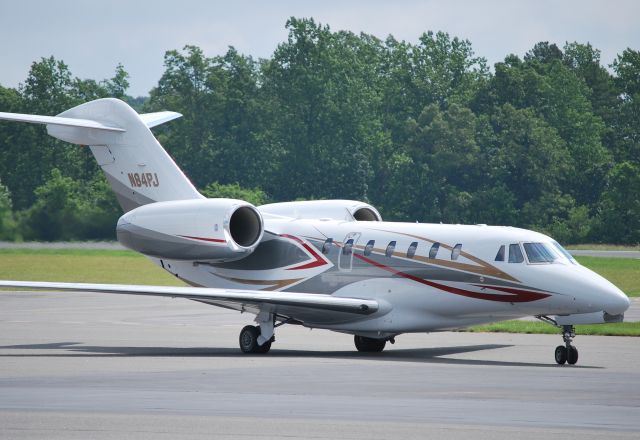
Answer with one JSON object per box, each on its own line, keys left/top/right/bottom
{"left": 554, "top": 325, "right": 579, "bottom": 365}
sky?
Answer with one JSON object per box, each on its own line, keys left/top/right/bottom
{"left": 1, "top": 0, "right": 639, "bottom": 97}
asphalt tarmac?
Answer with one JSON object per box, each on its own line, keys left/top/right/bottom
{"left": 1, "top": 291, "right": 639, "bottom": 439}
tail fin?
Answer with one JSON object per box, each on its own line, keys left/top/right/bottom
{"left": 0, "top": 98, "right": 203, "bottom": 211}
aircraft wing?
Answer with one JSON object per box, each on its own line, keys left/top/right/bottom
{"left": 0, "top": 280, "right": 378, "bottom": 324}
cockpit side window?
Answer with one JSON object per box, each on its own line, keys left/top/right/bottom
{"left": 495, "top": 245, "right": 505, "bottom": 262}
{"left": 322, "top": 238, "right": 333, "bottom": 254}
{"left": 508, "top": 243, "right": 524, "bottom": 263}
{"left": 552, "top": 240, "right": 576, "bottom": 264}
{"left": 343, "top": 238, "right": 354, "bottom": 255}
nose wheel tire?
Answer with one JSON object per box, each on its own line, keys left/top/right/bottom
{"left": 554, "top": 345, "right": 567, "bottom": 364}
{"left": 554, "top": 325, "right": 579, "bottom": 365}
{"left": 239, "top": 325, "right": 272, "bottom": 354}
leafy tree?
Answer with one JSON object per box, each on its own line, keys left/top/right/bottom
{"left": 261, "top": 18, "right": 384, "bottom": 201}
{"left": 147, "top": 45, "right": 276, "bottom": 190}
{"left": 20, "top": 169, "right": 120, "bottom": 241}
{"left": 612, "top": 49, "right": 640, "bottom": 165}
{"left": 0, "top": 22, "right": 639, "bottom": 243}
{"left": 200, "top": 182, "right": 270, "bottom": 206}
{"left": 0, "top": 180, "right": 18, "bottom": 240}
{"left": 595, "top": 162, "right": 640, "bottom": 243}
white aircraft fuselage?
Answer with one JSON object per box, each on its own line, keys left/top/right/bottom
{"left": 157, "top": 217, "right": 630, "bottom": 337}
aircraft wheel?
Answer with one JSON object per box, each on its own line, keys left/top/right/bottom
{"left": 554, "top": 345, "right": 567, "bottom": 365}
{"left": 239, "top": 325, "right": 260, "bottom": 354}
{"left": 567, "top": 345, "right": 579, "bottom": 365}
{"left": 354, "top": 335, "right": 386, "bottom": 353}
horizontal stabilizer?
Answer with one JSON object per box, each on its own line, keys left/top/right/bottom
{"left": 139, "top": 111, "right": 182, "bottom": 128}
{"left": 0, "top": 111, "right": 125, "bottom": 132}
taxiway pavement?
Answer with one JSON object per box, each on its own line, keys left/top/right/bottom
{"left": 1, "top": 291, "right": 639, "bottom": 439}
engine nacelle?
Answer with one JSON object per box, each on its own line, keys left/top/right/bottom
{"left": 116, "top": 199, "right": 264, "bottom": 262}
{"left": 258, "top": 200, "right": 382, "bottom": 222}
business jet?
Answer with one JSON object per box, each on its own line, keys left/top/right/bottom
{"left": 0, "top": 98, "right": 630, "bottom": 365}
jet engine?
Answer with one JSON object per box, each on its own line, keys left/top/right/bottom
{"left": 258, "top": 200, "right": 382, "bottom": 222}
{"left": 116, "top": 199, "right": 264, "bottom": 262}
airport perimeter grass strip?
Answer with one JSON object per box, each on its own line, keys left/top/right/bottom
{"left": 568, "top": 243, "right": 640, "bottom": 251}
{"left": 465, "top": 320, "right": 640, "bottom": 336}
{"left": 0, "top": 249, "right": 184, "bottom": 286}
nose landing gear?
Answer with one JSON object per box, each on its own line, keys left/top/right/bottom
{"left": 554, "top": 325, "right": 578, "bottom": 365}
{"left": 536, "top": 317, "right": 580, "bottom": 365}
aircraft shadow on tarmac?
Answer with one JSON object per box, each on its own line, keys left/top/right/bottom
{"left": 0, "top": 341, "right": 599, "bottom": 368}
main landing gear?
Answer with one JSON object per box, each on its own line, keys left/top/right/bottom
{"left": 554, "top": 325, "right": 579, "bottom": 365}
{"left": 239, "top": 325, "right": 272, "bottom": 354}
{"left": 239, "top": 311, "right": 276, "bottom": 354}
{"left": 354, "top": 335, "right": 394, "bottom": 353}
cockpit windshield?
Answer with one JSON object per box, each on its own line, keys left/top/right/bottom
{"left": 523, "top": 242, "right": 558, "bottom": 263}
{"left": 522, "top": 242, "right": 576, "bottom": 264}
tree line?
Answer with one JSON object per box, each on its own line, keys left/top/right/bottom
{"left": 0, "top": 18, "right": 638, "bottom": 244}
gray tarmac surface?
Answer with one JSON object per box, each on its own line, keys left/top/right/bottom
{"left": 1, "top": 292, "right": 639, "bottom": 439}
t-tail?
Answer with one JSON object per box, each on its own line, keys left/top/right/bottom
{"left": 0, "top": 98, "right": 203, "bottom": 211}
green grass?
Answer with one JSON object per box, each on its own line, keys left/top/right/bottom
{"left": 569, "top": 243, "right": 640, "bottom": 251}
{"left": 466, "top": 320, "right": 640, "bottom": 336}
{"left": 0, "top": 248, "right": 185, "bottom": 286}
{"left": 575, "top": 256, "right": 640, "bottom": 297}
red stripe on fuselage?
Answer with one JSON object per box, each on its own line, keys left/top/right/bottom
{"left": 354, "top": 254, "right": 550, "bottom": 303}
{"left": 177, "top": 235, "right": 226, "bottom": 243}
{"left": 281, "top": 234, "right": 328, "bottom": 270}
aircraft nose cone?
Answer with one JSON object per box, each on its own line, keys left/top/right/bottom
{"left": 604, "top": 285, "right": 631, "bottom": 316}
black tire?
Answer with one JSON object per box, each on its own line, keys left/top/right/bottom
{"left": 239, "top": 325, "right": 260, "bottom": 354}
{"left": 354, "top": 335, "right": 386, "bottom": 353}
{"left": 555, "top": 345, "right": 567, "bottom": 365}
{"left": 256, "top": 339, "right": 272, "bottom": 354}
{"left": 567, "top": 345, "right": 579, "bottom": 365}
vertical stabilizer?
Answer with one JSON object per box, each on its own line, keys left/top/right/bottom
{"left": 49, "top": 98, "right": 203, "bottom": 211}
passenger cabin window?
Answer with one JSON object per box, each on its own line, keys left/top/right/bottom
{"left": 429, "top": 242, "right": 440, "bottom": 259}
{"left": 407, "top": 242, "right": 418, "bottom": 258}
{"left": 343, "top": 238, "right": 354, "bottom": 255}
{"left": 523, "top": 242, "right": 557, "bottom": 263}
{"left": 322, "top": 238, "right": 333, "bottom": 254}
{"left": 451, "top": 243, "right": 462, "bottom": 261}
{"left": 364, "top": 240, "right": 375, "bottom": 256}
{"left": 495, "top": 245, "right": 505, "bottom": 262}
{"left": 385, "top": 241, "right": 396, "bottom": 257}
{"left": 508, "top": 243, "right": 524, "bottom": 263}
